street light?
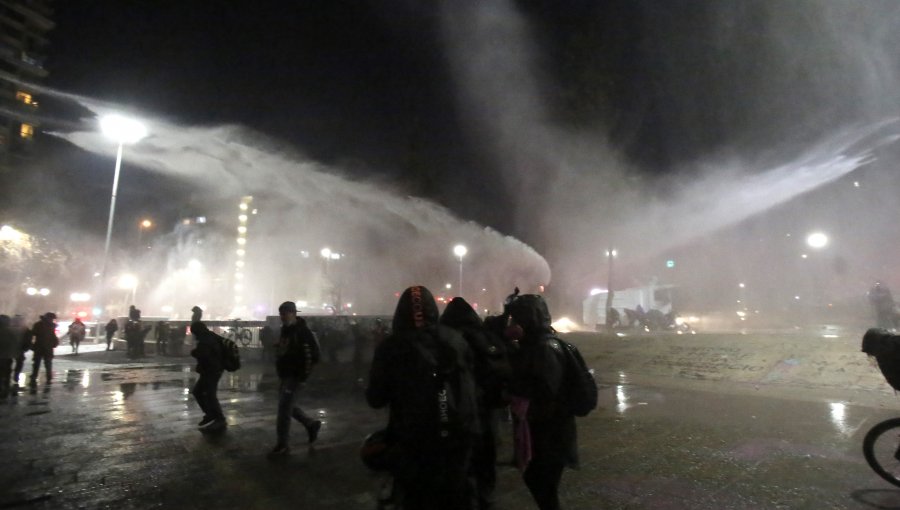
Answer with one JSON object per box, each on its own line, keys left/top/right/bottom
{"left": 138, "top": 218, "right": 153, "bottom": 248}
{"left": 453, "top": 244, "right": 467, "bottom": 297}
{"left": 806, "top": 231, "right": 828, "bottom": 249}
{"left": 99, "top": 114, "right": 147, "bottom": 318}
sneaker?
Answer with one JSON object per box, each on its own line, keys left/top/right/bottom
{"left": 198, "top": 416, "right": 214, "bottom": 428}
{"left": 268, "top": 444, "right": 290, "bottom": 457}
{"left": 306, "top": 420, "right": 322, "bottom": 444}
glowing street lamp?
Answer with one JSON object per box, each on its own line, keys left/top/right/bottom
{"left": 453, "top": 244, "right": 468, "bottom": 297}
{"left": 138, "top": 218, "right": 153, "bottom": 248}
{"left": 806, "top": 231, "right": 829, "bottom": 249}
{"left": 117, "top": 273, "right": 138, "bottom": 305}
{"left": 99, "top": 114, "right": 147, "bottom": 317}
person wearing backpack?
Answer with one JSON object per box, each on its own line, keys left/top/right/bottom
{"left": 506, "top": 294, "right": 578, "bottom": 510}
{"left": 367, "top": 286, "right": 480, "bottom": 510}
{"left": 440, "top": 297, "right": 511, "bottom": 510}
{"left": 269, "top": 301, "right": 322, "bottom": 457}
{"left": 190, "top": 321, "right": 226, "bottom": 431}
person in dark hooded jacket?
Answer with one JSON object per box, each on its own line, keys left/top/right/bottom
{"left": 367, "top": 286, "right": 480, "bottom": 510}
{"left": 29, "top": 313, "right": 58, "bottom": 386}
{"left": 506, "top": 294, "right": 577, "bottom": 510}
{"left": 190, "top": 321, "right": 226, "bottom": 431}
{"left": 440, "top": 297, "right": 511, "bottom": 510}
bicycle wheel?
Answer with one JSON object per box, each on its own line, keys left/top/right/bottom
{"left": 238, "top": 328, "right": 253, "bottom": 347}
{"left": 863, "top": 417, "right": 900, "bottom": 487}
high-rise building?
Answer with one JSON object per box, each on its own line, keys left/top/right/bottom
{"left": 0, "top": 0, "right": 54, "bottom": 172}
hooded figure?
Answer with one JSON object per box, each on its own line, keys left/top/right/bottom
{"left": 506, "top": 294, "right": 577, "bottom": 510}
{"left": 440, "top": 297, "right": 511, "bottom": 510}
{"left": 29, "top": 313, "right": 59, "bottom": 385}
{"left": 367, "top": 286, "right": 480, "bottom": 510}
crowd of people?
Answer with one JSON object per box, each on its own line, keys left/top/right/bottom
{"left": 0, "top": 287, "right": 585, "bottom": 510}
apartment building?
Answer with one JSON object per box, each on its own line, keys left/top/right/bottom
{"left": 0, "top": 0, "right": 54, "bottom": 171}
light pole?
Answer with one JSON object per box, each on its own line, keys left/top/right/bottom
{"left": 604, "top": 248, "right": 617, "bottom": 331}
{"left": 453, "top": 244, "right": 467, "bottom": 297}
{"left": 805, "top": 231, "right": 829, "bottom": 312}
{"left": 98, "top": 114, "right": 147, "bottom": 320}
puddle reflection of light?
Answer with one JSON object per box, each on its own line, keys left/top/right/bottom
{"left": 829, "top": 402, "right": 850, "bottom": 435}
{"left": 81, "top": 370, "right": 90, "bottom": 388}
{"left": 616, "top": 385, "right": 628, "bottom": 414}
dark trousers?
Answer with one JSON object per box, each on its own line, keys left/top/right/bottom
{"left": 472, "top": 410, "right": 499, "bottom": 509}
{"left": 14, "top": 354, "right": 25, "bottom": 383}
{"left": 30, "top": 352, "right": 52, "bottom": 383}
{"left": 192, "top": 371, "right": 224, "bottom": 420}
{"left": 523, "top": 455, "right": 565, "bottom": 510}
{"left": 157, "top": 340, "right": 167, "bottom": 355}
{"left": 395, "top": 446, "right": 474, "bottom": 510}
{"left": 276, "top": 376, "right": 314, "bottom": 446}
{"left": 106, "top": 333, "right": 114, "bottom": 350}
{"left": 0, "top": 359, "right": 11, "bottom": 396}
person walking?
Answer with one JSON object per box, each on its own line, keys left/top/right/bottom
{"left": 30, "top": 313, "right": 59, "bottom": 386}
{"left": 68, "top": 317, "right": 86, "bottom": 355}
{"left": 104, "top": 318, "right": 118, "bottom": 351}
{"left": 0, "top": 315, "right": 16, "bottom": 398}
{"left": 156, "top": 321, "right": 170, "bottom": 356}
{"left": 11, "top": 315, "right": 30, "bottom": 387}
{"left": 505, "top": 294, "right": 578, "bottom": 510}
{"left": 190, "top": 321, "right": 226, "bottom": 431}
{"left": 269, "top": 301, "right": 322, "bottom": 457}
{"left": 367, "top": 286, "right": 480, "bottom": 510}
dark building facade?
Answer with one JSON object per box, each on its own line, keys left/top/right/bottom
{"left": 0, "top": 0, "right": 54, "bottom": 172}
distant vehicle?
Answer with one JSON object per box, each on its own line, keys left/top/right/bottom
{"left": 583, "top": 283, "right": 692, "bottom": 332}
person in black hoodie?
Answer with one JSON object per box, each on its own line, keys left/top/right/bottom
{"left": 506, "top": 294, "right": 577, "bottom": 510}
{"left": 29, "top": 313, "right": 58, "bottom": 386}
{"left": 367, "top": 286, "right": 480, "bottom": 510}
{"left": 190, "top": 321, "right": 226, "bottom": 431}
{"left": 269, "top": 301, "right": 322, "bottom": 456}
{"left": 440, "top": 297, "right": 511, "bottom": 510}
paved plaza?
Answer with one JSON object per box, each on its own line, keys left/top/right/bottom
{"left": 3, "top": 337, "right": 900, "bottom": 509}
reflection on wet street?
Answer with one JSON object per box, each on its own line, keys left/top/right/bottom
{"left": 2, "top": 344, "right": 900, "bottom": 509}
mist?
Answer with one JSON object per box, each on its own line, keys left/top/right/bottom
{"left": 21, "top": 92, "right": 551, "bottom": 320}
{"left": 439, "top": 0, "right": 900, "bottom": 320}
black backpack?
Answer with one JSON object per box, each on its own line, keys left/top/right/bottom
{"left": 409, "top": 332, "right": 479, "bottom": 448}
{"left": 552, "top": 336, "right": 598, "bottom": 417}
{"left": 460, "top": 327, "right": 512, "bottom": 408}
{"left": 219, "top": 335, "right": 241, "bottom": 372}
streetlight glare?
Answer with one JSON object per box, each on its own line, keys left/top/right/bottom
{"left": 454, "top": 244, "right": 468, "bottom": 258}
{"left": 117, "top": 274, "right": 138, "bottom": 290}
{"left": 806, "top": 232, "right": 829, "bottom": 249}
{"left": 100, "top": 114, "right": 148, "bottom": 145}
{"left": 140, "top": 219, "right": 152, "bottom": 228}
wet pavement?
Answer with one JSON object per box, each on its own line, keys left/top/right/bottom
{"left": 3, "top": 339, "right": 900, "bottom": 509}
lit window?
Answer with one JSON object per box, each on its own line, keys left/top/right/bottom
{"left": 20, "top": 124, "right": 34, "bottom": 139}
{"left": 16, "top": 91, "right": 32, "bottom": 105}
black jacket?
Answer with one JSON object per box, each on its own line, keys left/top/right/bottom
{"left": 190, "top": 323, "right": 223, "bottom": 374}
{"left": 507, "top": 294, "right": 578, "bottom": 467}
{"left": 367, "top": 286, "right": 480, "bottom": 452}
{"left": 440, "top": 297, "right": 511, "bottom": 409}
{"left": 275, "top": 318, "right": 318, "bottom": 380}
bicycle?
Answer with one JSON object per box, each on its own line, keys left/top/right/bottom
{"left": 863, "top": 418, "right": 900, "bottom": 487}
{"left": 862, "top": 327, "right": 900, "bottom": 487}
{"left": 224, "top": 318, "right": 254, "bottom": 347}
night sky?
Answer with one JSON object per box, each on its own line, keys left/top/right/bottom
{"left": 10, "top": 1, "right": 900, "bottom": 315}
